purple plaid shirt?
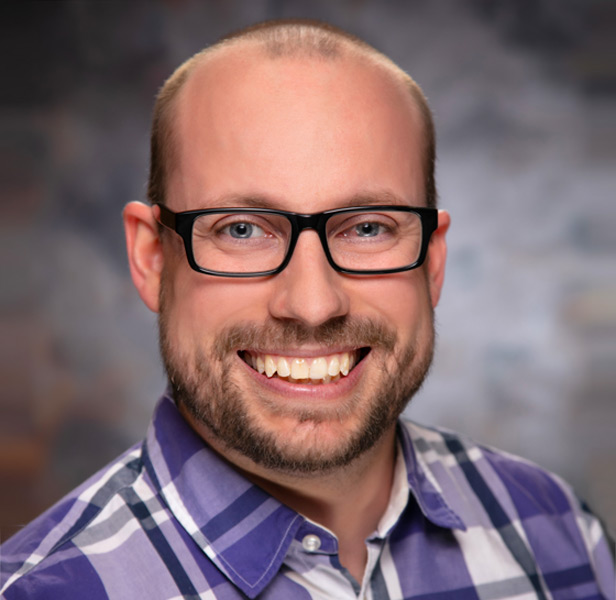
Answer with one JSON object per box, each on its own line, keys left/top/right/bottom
{"left": 1, "top": 392, "right": 613, "bottom": 599}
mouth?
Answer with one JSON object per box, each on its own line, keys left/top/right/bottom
{"left": 240, "top": 348, "right": 370, "bottom": 384}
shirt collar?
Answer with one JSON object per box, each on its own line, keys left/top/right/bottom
{"left": 398, "top": 422, "right": 467, "bottom": 531}
{"left": 143, "top": 393, "right": 464, "bottom": 598}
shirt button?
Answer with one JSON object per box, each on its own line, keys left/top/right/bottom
{"left": 302, "top": 534, "right": 322, "bottom": 552}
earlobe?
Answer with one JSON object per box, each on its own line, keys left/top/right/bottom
{"left": 427, "top": 210, "right": 450, "bottom": 308}
{"left": 123, "top": 201, "right": 163, "bottom": 313}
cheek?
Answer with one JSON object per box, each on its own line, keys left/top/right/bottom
{"left": 166, "top": 271, "right": 274, "bottom": 347}
{"left": 352, "top": 272, "right": 432, "bottom": 341}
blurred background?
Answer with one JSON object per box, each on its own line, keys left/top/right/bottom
{"left": 1, "top": 0, "right": 615, "bottom": 542}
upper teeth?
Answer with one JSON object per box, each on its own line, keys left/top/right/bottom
{"left": 245, "top": 351, "right": 357, "bottom": 382}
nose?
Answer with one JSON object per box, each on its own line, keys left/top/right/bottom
{"left": 268, "top": 230, "right": 350, "bottom": 327}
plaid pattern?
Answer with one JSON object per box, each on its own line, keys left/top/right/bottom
{"left": 1, "top": 392, "right": 613, "bottom": 599}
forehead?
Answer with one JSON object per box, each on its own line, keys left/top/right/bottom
{"left": 169, "top": 42, "right": 425, "bottom": 211}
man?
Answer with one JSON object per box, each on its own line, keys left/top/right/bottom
{"left": 1, "top": 19, "right": 613, "bottom": 600}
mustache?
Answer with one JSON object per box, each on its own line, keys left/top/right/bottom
{"left": 214, "top": 316, "right": 397, "bottom": 360}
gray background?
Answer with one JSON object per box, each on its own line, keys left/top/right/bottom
{"left": 2, "top": 0, "right": 615, "bottom": 542}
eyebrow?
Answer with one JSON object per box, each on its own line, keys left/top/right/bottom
{"left": 204, "top": 190, "right": 416, "bottom": 210}
{"left": 342, "top": 191, "right": 413, "bottom": 207}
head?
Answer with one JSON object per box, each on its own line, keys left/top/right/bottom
{"left": 124, "top": 20, "right": 450, "bottom": 476}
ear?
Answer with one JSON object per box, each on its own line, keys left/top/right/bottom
{"left": 123, "top": 201, "right": 163, "bottom": 313}
{"left": 426, "top": 210, "right": 450, "bottom": 308}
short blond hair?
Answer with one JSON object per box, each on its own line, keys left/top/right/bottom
{"left": 147, "top": 19, "right": 437, "bottom": 208}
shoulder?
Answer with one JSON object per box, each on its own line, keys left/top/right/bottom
{"left": 401, "top": 419, "right": 577, "bottom": 509}
{"left": 398, "top": 422, "right": 614, "bottom": 598}
{"left": 1, "top": 443, "right": 145, "bottom": 598}
{"left": 399, "top": 419, "right": 611, "bottom": 552}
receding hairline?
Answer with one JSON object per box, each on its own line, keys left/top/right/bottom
{"left": 177, "top": 21, "right": 426, "bottom": 115}
{"left": 148, "top": 20, "right": 437, "bottom": 207}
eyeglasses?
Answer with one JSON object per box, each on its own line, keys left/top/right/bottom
{"left": 155, "top": 203, "right": 437, "bottom": 277}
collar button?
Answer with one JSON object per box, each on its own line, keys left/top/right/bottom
{"left": 302, "top": 534, "right": 322, "bottom": 552}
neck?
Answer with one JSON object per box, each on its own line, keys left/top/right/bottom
{"left": 191, "top": 417, "right": 399, "bottom": 584}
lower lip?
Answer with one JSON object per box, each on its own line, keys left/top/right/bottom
{"left": 237, "top": 352, "right": 369, "bottom": 401}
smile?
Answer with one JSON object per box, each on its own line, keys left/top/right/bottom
{"left": 240, "top": 349, "right": 368, "bottom": 384}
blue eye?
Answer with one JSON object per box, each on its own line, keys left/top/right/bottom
{"left": 354, "top": 222, "right": 383, "bottom": 237}
{"left": 225, "top": 222, "right": 265, "bottom": 238}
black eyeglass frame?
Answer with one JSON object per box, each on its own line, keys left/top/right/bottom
{"left": 156, "top": 203, "right": 438, "bottom": 277}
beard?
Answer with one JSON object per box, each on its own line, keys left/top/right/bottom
{"left": 159, "top": 286, "right": 435, "bottom": 476}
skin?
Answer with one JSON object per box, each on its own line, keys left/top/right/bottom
{"left": 124, "top": 42, "right": 450, "bottom": 584}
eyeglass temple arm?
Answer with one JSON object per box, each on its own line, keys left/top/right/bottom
{"left": 155, "top": 203, "right": 177, "bottom": 230}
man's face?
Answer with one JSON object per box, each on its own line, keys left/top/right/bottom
{"left": 155, "top": 47, "right": 447, "bottom": 474}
